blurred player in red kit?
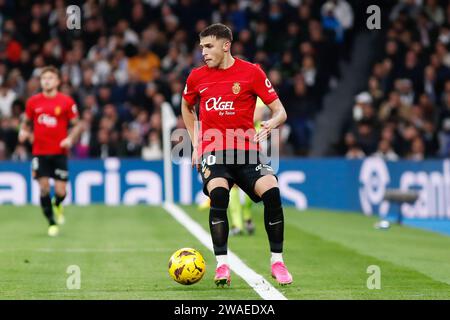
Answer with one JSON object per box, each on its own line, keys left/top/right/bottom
{"left": 181, "top": 24, "right": 293, "bottom": 286}
{"left": 18, "top": 66, "right": 84, "bottom": 237}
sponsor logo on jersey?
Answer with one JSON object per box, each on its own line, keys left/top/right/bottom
{"left": 37, "top": 114, "right": 58, "bottom": 127}
{"left": 265, "top": 78, "right": 275, "bottom": 93}
{"left": 205, "top": 97, "right": 234, "bottom": 111}
{"left": 232, "top": 82, "right": 240, "bottom": 94}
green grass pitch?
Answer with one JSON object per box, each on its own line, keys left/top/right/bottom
{"left": 0, "top": 205, "right": 449, "bottom": 299}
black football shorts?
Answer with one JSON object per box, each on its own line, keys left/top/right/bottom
{"left": 198, "top": 149, "right": 276, "bottom": 203}
{"left": 32, "top": 155, "right": 69, "bottom": 181}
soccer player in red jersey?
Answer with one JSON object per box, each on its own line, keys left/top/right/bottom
{"left": 18, "top": 66, "right": 84, "bottom": 237}
{"left": 181, "top": 24, "right": 293, "bottom": 286}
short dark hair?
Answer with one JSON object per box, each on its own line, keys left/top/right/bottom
{"left": 199, "top": 23, "right": 233, "bottom": 42}
{"left": 40, "top": 65, "right": 60, "bottom": 78}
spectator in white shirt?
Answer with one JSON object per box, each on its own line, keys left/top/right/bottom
{"left": 0, "top": 83, "right": 16, "bottom": 118}
{"left": 373, "top": 139, "right": 399, "bottom": 161}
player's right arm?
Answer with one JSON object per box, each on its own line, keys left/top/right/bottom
{"left": 18, "top": 98, "right": 34, "bottom": 143}
{"left": 18, "top": 114, "right": 32, "bottom": 143}
{"left": 181, "top": 97, "right": 200, "bottom": 168}
{"left": 181, "top": 73, "right": 200, "bottom": 169}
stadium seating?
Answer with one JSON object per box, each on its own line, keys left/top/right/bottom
{"left": 0, "top": 0, "right": 449, "bottom": 160}
{"left": 0, "top": 0, "right": 357, "bottom": 159}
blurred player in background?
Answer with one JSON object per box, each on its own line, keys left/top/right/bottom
{"left": 228, "top": 186, "right": 254, "bottom": 235}
{"left": 18, "top": 66, "right": 83, "bottom": 237}
{"left": 182, "top": 23, "right": 292, "bottom": 286}
{"left": 200, "top": 186, "right": 255, "bottom": 236}
{"left": 228, "top": 98, "right": 267, "bottom": 236}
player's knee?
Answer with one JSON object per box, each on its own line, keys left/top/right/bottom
{"left": 255, "top": 175, "right": 278, "bottom": 197}
{"left": 55, "top": 189, "right": 66, "bottom": 198}
{"left": 55, "top": 192, "right": 66, "bottom": 201}
{"left": 209, "top": 187, "right": 230, "bottom": 209}
{"left": 40, "top": 187, "right": 51, "bottom": 197}
{"left": 261, "top": 187, "right": 282, "bottom": 208}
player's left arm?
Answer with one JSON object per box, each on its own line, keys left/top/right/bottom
{"left": 253, "top": 98, "right": 287, "bottom": 143}
{"left": 60, "top": 117, "right": 85, "bottom": 149}
{"left": 60, "top": 100, "right": 85, "bottom": 149}
{"left": 251, "top": 65, "right": 287, "bottom": 142}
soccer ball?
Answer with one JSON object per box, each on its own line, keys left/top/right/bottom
{"left": 168, "top": 248, "right": 206, "bottom": 285}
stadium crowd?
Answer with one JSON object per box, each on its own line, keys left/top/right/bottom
{"left": 0, "top": 0, "right": 356, "bottom": 160}
{"left": 5, "top": 1, "right": 449, "bottom": 161}
{"left": 343, "top": 0, "right": 450, "bottom": 160}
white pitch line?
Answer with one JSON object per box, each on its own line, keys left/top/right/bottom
{"left": 34, "top": 248, "right": 170, "bottom": 253}
{"left": 163, "top": 202, "right": 287, "bottom": 300}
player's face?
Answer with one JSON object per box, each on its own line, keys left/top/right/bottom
{"left": 40, "top": 72, "right": 60, "bottom": 92}
{"left": 200, "top": 36, "right": 230, "bottom": 68}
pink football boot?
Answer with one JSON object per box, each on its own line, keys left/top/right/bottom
{"left": 271, "top": 261, "right": 293, "bottom": 285}
{"left": 214, "top": 264, "right": 231, "bottom": 287}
